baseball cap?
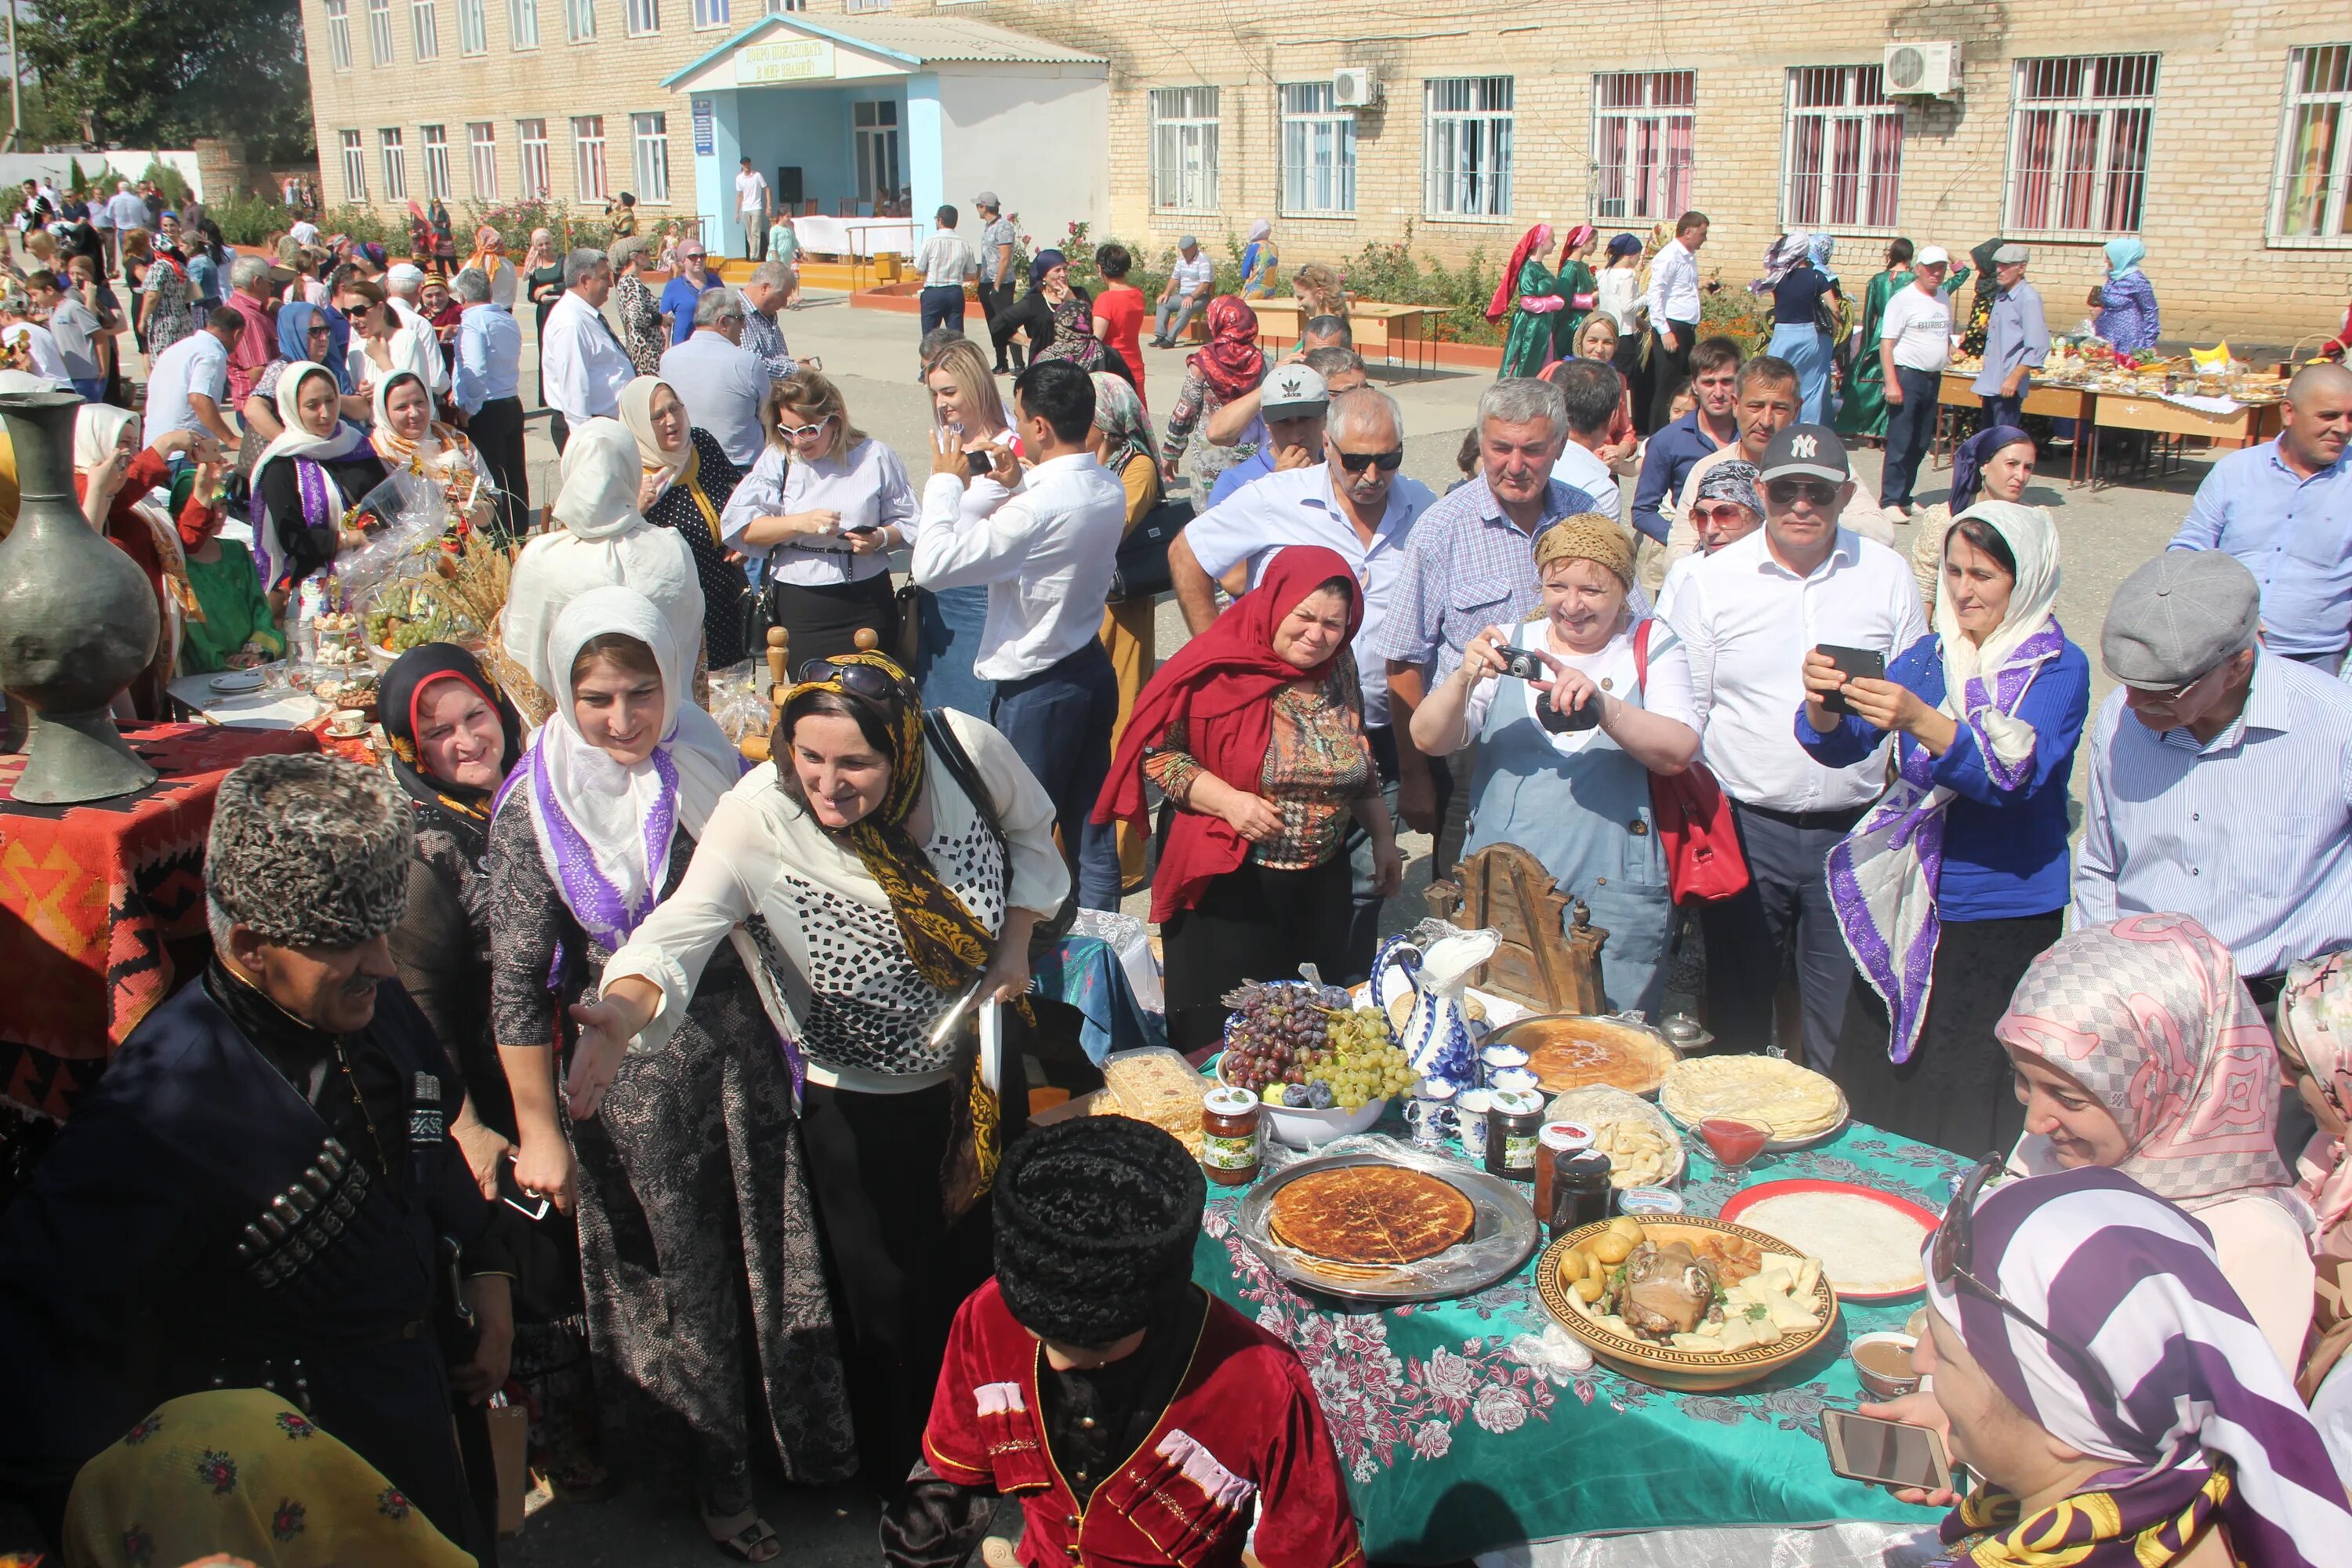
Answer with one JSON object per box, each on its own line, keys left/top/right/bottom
{"left": 971, "top": 191, "right": 1000, "bottom": 209}
{"left": 1757, "top": 423, "right": 1850, "bottom": 485}
{"left": 1261, "top": 364, "right": 1329, "bottom": 420}
{"left": 2100, "top": 551, "right": 2260, "bottom": 689}
{"left": 1916, "top": 245, "right": 1950, "bottom": 267}
{"left": 1993, "top": 243, "right": 2030, "bottom": 266}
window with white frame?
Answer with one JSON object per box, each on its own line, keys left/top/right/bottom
{"left": 410, "top": 0, "right": 438, "bottom": 59}
{"left": 1590, "top": 71, "right": 1690, "bottom": 222}
{"left": 468, "top": 122, "right": 499, "bottom": 199}
{"left": 1783, "top": 66, "right": 1903, "bottom": 230}
{"left": 380, "top": 128, "right": 408, "bottom": 200}
{"left": 624, "top": 0, "right": 656, "bottom": 35}
{"left": 2004, "top": 53, "right": 2158, "bottom": 234}
{"left": 509, "top": 0, "right": 539, "bottom": 46}
{"left": 2270, "top": 45, "right": 2352, "bottom": 243}
{"left": 693, "top": 0, "right": 728, "bottom": 25}
{"left": 1149, "top": 87, "right": 1219, "bottom": 215}
{"left": 325, "top": 0, "right": 354, "bottom": 69}
{"left": 457, "top": 0, "right": 485, "bottom": 53}
{"left": 1279, "top": 82, "right": 1356, "bottom": 215}
{"left": 573, "top": 115, "right": 608, "bottom": 201}
{"left": 768, "top": 0, "right": 803, "bottom": 10}
{"left": 423, "top": 124, "right": 452, "bottom": 200}
{"left": 1425, "top": 75, "right": 1514, "bottom": 219}
{"left": 518, "top": 118, "right": 550, "bottom": 198}
{"left": 633, "top": 112, "right": 670, "bottom": 203}
{"left": 340, "top": 129, "right": 368, "bottom": 201}
{"left": 564, "top": 0, "right": 593, "bottom": 42}
{"left": 367, "top": 0, "right": 395, "bottom": 64}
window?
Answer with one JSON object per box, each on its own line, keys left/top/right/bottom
{"left": 1425, "top": 75, "right": 1514, "bottom": 219}
{"left": 768, "top": 0, "right": 804, "bottom": 10}
{"left": 1149, "top": 87, "right": 1219, "bottom": 214}
{"left": 1590, "top": 71, "right": 1690, "bottom": 222}
{"left": 694, "top": 0, "right": 728, "bottom": 25}
{"left": 422, "top": 124, "right": 452, "bottom": 200}
{"left": 1279, "top": 82, "right": 1356, "bottom": 215}
{"left": 633, "top": 112, "right": 670, "bottom": 204}
{"left": 624, "top": 0, "right": 657, "bottom": 33}
{"left": 2005, "top": 53, "right": 2158, "bottom": 234}
{"left": 572, "top": 114, "right": 608, "bottom": 201}
{"left": 564, "top": 0, "right": 593, "bottom": 42}
{"left": 467, "top": 122, "right": 499, "bottom": 199}
{"left": 325, "top": 0, "right": 354, "bottom": 69}
{"left": 458, "top": 0, "right": 485, "bottom": 53}
{"left": 853, "top": 100, "right": 900, "bottom": 207}
{"left": 367, "top": 0, "right": 395, "bottom": 64}
{"left": 410, "top": 0, "right": 438, "bottom": 59}
{"left": 518, "top": 118, "right": 550, "bottom": 198}
{"left": 2271, "top": 45, "right": 2352, "bottom": 243}
{"left": 340, "top": 129, "right": 368, "bottom": 201}
{"left": 1782, "top": 66, "right": 1903, "bottom": 230}
{"left": 509, "top": 0, "right": 538, "bottom": 47}
{"left": 379, "top": 128, "right": 408, "bottom": 201}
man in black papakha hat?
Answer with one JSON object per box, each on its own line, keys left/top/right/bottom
{"left": 883, "top": 1115, "right": 1363, "bottom": 1568}
{"left": 0, "top": 753, "right": 519, "bottom": 1559}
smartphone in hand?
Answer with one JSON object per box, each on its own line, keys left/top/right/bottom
{"left": 1816, "top": 643, "right": 1887, "bottom": 717}
{"left": 1821, "top": 1410, "right": 1952, "bottom": 1492}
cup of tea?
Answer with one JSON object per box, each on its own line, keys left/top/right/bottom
{"left": 328, "top": 707, "right": 368, "bottom": 738}
{"left": 1850, "top": 1330, "right": 1920, "bottom": 1399}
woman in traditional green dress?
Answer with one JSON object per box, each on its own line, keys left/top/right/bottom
{"left": 1549, "top": 224, "right": 1601, "bottom": 364}
{"left": 1486, "top": 223, "right": 1564, "bottom": 379}
{"left": 1836, "top": 238, "right": 1915, "bottom": 442}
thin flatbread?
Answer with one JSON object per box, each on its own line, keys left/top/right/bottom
{"left": 1515, "top": 1018, "right": 1677, "bottom": 1096}
{"left": 1267, "top": 1167, "right": 1476, "bottom": 1267}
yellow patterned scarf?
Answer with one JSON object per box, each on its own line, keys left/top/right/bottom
{"left": 1941, "top": 1463, "right": 2232, "bottom": 1568}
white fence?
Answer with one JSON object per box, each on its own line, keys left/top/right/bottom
{"left": 0, "top": 150, "right": 208, "bottom": 200}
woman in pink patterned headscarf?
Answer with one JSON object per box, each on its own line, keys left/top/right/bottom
{"left": 1995, "top": 911, "right": 2315, "bottom": 1369}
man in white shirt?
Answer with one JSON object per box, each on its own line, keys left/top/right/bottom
{"left": 735, "top": 158, "right": 771, "bottom": 261}
{"left": 913, "top": 360, "right": 1128, "bottom": 909}
{"left": 1150, "top": 236, "right": 1216, "bottom": 347}
{"left": 1876, "top": 245, "right": 1955, "bottom": 519}
{"left": 538, "top": 248, "right": 634, "bottom": 452}
{"left": 142, "top": 307, "right": 241, "bottom": 452}
{"left": 1174, "top": 387, "right": 1436, "bottom": 968}
{"left": 1546, "top": 358, "right": 1626, "bottom": 528}
{"left": 913, "top": 205, "right": 978, "bottom": 338}
{"left": 289, "top": 216, "right": 321, "bottom": 249}
{"left": 658, "top": 287, "right": 771, "bottom": 468}
{"left": 1668, "top": 423, "right": 1926, "bottom": 1067}
{"left": 1643, "top": 209, "right": 1709, "bottom": 433}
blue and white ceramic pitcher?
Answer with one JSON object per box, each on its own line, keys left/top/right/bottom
{"left": 1370, "top": 926, "right": 1501, "bottom": 1086}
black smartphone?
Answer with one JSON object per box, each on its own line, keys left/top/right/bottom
{"left": 842, "top": 524, "right": 879, "bottom": 537}
{"left": 1537, "top": 688, "right": 1600, "bottom": 734}
{"left": 1817, "top": 644, "right": 1887, "bottom": 717}
{"left": 1821, "top": 1410, "right": 1952, "bottom": 1492}
{"left": 966, "top": 450, "right": 994, "bottom": 477}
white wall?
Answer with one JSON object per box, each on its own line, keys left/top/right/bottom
{"left": 0, "top": 151, "right": 208, "bottom": 200}
{"left": 936, "top": 68, "right": 1108, "bottom": 252}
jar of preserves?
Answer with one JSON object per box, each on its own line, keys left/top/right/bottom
{"left": 1531, "top": 1120, "right": 1595, "bottom": 1225}
{"left": 1200, "top": 1087, "right": 1262, "bottom": 1185}
{"left": 1484, "top": 1088, "right": 1546, "bottom": 1182}
{"left": 1552, "top": 1150, "right": 1614, "bottom": 1239}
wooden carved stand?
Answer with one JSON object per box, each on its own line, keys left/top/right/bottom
{"left": 737, "top": 625, "right": 794, "bottom": 763}
{"left": 1425, "top": 841, "right": 1609, "bottom": 1014}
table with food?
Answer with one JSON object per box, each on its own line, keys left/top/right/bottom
{"left": 1070, "top": 927, "right": 1958, "bottom": 1562}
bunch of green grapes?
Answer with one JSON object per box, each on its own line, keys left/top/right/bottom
{"left": 1302, "top": 1007, "right": 1416, "bottom": 1110}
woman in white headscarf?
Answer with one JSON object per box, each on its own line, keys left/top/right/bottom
{"left": 503, "top": 416, "right": 706, "bottom": 722}
{"left": 368, "top": 368, "right": 492, "bottom": 532}
{"left": 1797, "top": 500, "right": 2090, "bottom": 1156}
{"left": 617, "top": 375, "right": 748, "bottom": 668}
{"left": 249, "top": 359, "right": 387, "bottom": 604}
{"left": 71, "top": 403, "right": 212, "bottom": 711}
{"left": 485, "top": 585, "right": 852, "bottom": 1561}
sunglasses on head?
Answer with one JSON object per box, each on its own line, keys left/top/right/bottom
{"left": 1766, "top": 477, "right": 1839, "bottom": 508}
{"left": 1334, "top": 448, "right": 1404, "bottom": 474}
{"left": 797, "top": 658, "right": 900, "bottom": 702}
{"left": 1929, "top": 1154, "right": 2120, "bottom": 1410}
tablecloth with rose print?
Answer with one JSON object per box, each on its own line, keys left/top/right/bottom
{"left": 1191, "top": 1120, "right": 1960, "bottom": 1562}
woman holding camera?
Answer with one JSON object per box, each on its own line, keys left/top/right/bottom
{"left": 1409, "top": 515, "right": 1700, "bottom": 1018}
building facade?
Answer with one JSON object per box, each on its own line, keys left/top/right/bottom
{"left": 300, "top": 0, "right": 2350, "bottom": 342}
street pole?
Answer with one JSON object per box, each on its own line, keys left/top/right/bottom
{"left": 5, "top": 0, "right": 21, "bottom": 154}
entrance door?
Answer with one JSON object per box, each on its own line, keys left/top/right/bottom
{"left": 852, "top": 100, "right": 901, "bottom": 213}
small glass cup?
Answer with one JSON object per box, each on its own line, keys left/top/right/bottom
{"left": 1698, "top": 1116, "right": 1772, "bottom": 1189}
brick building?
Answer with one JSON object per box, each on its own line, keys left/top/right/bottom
{"left": 299, "top": 0, "right": 2350, "bottom": 343}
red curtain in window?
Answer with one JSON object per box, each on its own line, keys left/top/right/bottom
{"left": 2012, "top": 111, "right": 2055, "bottom": 229}
{"left": 1664, "top": 117, "right": 1693, "bottom": 214}
{"left": 1788, "top": 118, "right": 1824, "bottom": 226}
{"left": 2057, "top": 112, "right": 2100, "bottom": 230}
{"left": 1866, "top": 112, "right": 1903, "bottom": 227}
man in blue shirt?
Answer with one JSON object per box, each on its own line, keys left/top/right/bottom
{"left": 1629, "top": 336, "right": 1741, "bottom": 543}
{"left": 658, "top": 240, "right": 721, "bottom": 345}
{"left": 2169, "top": 362, "right": 2352, "bottom": 671}
{"left": 1972, "top": 244, "right": 2048, "bottom": 430}
{"left": 451, "top": 266, "right": 528, "bottom": 540}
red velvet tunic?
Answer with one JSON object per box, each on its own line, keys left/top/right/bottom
{"left": 920, "top": 1281, "right": 1363, "bottom": 1568}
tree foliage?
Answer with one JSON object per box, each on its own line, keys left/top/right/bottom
{"left": 23, "top": 0, "right": 314, "bottom": 162}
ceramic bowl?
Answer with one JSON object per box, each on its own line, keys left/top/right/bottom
{"left": 1850, "top": 1330, "right": 1922, "bottom": 1399}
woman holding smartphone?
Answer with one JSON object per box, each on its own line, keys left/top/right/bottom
{"left": 910, "top": 337, "right": 1019, "bottom": 717}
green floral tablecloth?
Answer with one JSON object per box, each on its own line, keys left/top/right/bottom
{"left": 1191, "top": 1118, "right": 1962, "bottom": 1563}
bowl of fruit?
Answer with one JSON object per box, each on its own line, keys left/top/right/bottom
{"left": 1218, "top": 980, "right": 1416, "bottom": 1148}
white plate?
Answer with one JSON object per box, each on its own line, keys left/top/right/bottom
{"left": 209, "top": 670, "right": 266, "bottom": 694}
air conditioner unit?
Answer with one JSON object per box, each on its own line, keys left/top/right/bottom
{"left": 1882, "top": 41, "right": 1960, "bottom": 96}
{"left": 1333, "top": 67, "right": 1381, "bottom": 109}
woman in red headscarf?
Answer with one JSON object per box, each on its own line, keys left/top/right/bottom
{"left": 1488, "top": 223, "right": 1563, "bottom": 378}
{"left": 1158, "top": 294, "right": 1266, "bottom": 499}
{"left": 1096, "top": 546, "right": 1403, "bottom": 1051}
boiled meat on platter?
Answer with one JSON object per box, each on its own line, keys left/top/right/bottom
{"left": 1621, "top": 1240, "right": 1718, "bottom": 1338}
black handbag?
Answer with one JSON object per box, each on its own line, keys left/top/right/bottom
{"left": 923, "top": 710, "right": 1077, "bottom": 958}
{"left": 1106, "top": 498, "right": 1192, "bottom": 604}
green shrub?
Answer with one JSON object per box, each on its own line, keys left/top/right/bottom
{"left": 141, "top": 160, "right": 191, "bottom": 209}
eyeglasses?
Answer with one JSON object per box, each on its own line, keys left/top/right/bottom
{"left": 2131, "top": 661, "right": 2226, "bottom": 707}
{"left": 1766, "top": 477, "right": 1840, "bottom": 508}
{"left": 776, "top": 416, "right": 834, "bottom": 440}
{"left": 797, "top": 658, "right": 901, "bottom": 701}
{"left": 682, "top": 252, "right": 706, "bottom": 262}
{"left": 1334, "top": 448, "right": 1404, "bottom": 474}
{"left": 1690, "top": 503, "right": 1751, "bottom": 526}
{"left": 1929, "top": 1155, "right": 2120, "bottom": 1410}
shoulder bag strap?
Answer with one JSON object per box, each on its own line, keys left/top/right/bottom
{"left": 1633, "top": 616, "right": 1653, "bottom": 694}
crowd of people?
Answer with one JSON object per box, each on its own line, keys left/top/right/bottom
{"left": 2, "top": 183, "right": 2352, "bottom": 1568}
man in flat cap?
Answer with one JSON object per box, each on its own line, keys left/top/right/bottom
{"left": 1970, "top": 242, "right": 2046, "bottom": 430}
{"left": 883, "top": 1116, "right": 1362, "bottom": 1568}
{"left": 0, "top": 754, "right": 514, "bottom": 1557}
{"left": 2074, "top": 550, "right": 2352, "bottom": 1018}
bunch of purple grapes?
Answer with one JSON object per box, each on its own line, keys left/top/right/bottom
{"left": 1218, "top": 981, "right": 1347, "bottom": 1093}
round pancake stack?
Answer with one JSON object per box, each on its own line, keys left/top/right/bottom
{"left": 1268, "top": 1167, "right": 1476, "bottom": 1268}
{"left": 1660, "top": 1056, "right": 1845, "bottom": 1143}
{"left": 1504, "top": 1017, "right": 1679, "bottom": 1097}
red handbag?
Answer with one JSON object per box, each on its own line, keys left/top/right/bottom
{"left": 1633, "top": 619, "right": 1751, "bottom": 904}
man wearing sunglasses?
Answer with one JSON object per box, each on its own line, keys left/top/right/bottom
{"left": 1671, "top": 423, "right": 1925, "bottom": 1067}
{"left": 659, "top": 239, "right": 720, "bottom": 347}
{"left": 1171, "top": 387, "right": 1437, "bottom": 971}
{"left": 2074, "top": 549, "right": 2352, "bottom": 1034}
